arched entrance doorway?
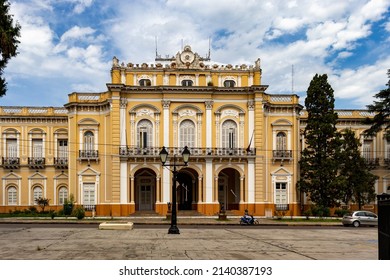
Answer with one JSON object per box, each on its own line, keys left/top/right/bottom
{"left": 134, "top": 168, "right": 156, "bottom": 211}
{"left": 176, "top": 168, "right": 198, "bottom": 210}
{"left": 218, "top": 168, "right": 241, "bottom": 210}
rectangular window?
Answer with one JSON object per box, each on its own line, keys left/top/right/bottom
{"left": 32, "top": 139, "right": 43, "bottom": 158}
{"left": 363, "top": 140, "right": 373, "bottom": 159}
{"left": 275, "top": 182, "right": 287, "bottom": 204}
{"left": 83, "top": 183, "right": 95, "bottom": 205}
{"left": 6, "top": 139, "right": 17, "bottom": 158}
{"left": 58, "top": 139, "right": 68, "bottom": 158}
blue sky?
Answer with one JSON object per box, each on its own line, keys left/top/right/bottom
{"left": 2, "top": 0, "right": 390, "bottom": 109}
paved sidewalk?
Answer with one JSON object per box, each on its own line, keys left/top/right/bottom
{"left": 0, "top": 216, "right": 342, "bottom": 226}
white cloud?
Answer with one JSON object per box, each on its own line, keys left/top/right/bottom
{"left": 385, "top": 21, "right": 390, "bottom": 32}
{"left": 3, "top": 0, "right": 390, "bottom": 109}
{"left": 330, "top": 57, "right": 390, "bottom": 107}
{"left": 73, "top": 0, "right": 93, "bottom": 14}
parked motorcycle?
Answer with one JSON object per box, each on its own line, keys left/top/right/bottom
{"left": 240, "top": 215, "right": 259, "bottom": 225}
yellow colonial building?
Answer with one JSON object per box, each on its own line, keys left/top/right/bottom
{"left": 0, "top": 46, "right": 389, "bottom": 216}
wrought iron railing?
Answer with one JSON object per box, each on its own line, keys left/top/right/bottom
{"left": 54, "top": 157, "right": 68, "bottom": 168}
{"left": 119, "top": 146, "right": 256, "bottom": 157}
{"left": 27, "top": 157, "right": 46, "bottom": 168}
{"left": 364, "top": 158, "right": 379, "bottom": 166}
{"left": 1, "top": 157, "right": 20, "bottom": 168}
{"left": 275, "top": 204, "right": 289, "bottom": 211}
{"left": 79, "top": 150, "right": 99, "bottom": 160}
{"left": 273, "top": 150, "right": 292, "bottom": 159}
{"left": 83, "top": 204, "right": 96, "bottom": 211}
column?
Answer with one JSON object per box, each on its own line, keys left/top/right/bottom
{"left": 162, "top": 100, "right": 171, "bottom": 203}
{"left": 120, "top": 98, "right": 128, "bottom": 204}
{"left": 247, "top": 158, "right": 255, "bottom": 203}
{"left": 214, "top": 175, "right": 219, "bottom": 203}
{"left": 205, "top": 101, "right": 213, "bottom": 149}
{"left": 205, "top": 159, "right": 213, "bottom": 203}
{"left": 197, "top": 113, "right": 202, "bottom": 147}
{"left": 197, "top": 176, "right": 203, "bottom": 203}
{"left": 120, "top": 163, "right": 128, "bottom": 204}
{"left": 162, "top": 100, "right": 170, "bottom": 147}
{"left": 163, "top": 167, "right": 171, "bottom": 203}
{"left": 248, "top": 101, "right": 255, "bottom": 150}
{"left": 240, "top": 176, "right": 244, "bottom": 203}
{"left": 130, "top": 176, "right": 134, "bottom": 203}
{"left": 156, "top": 175, "right": 161, "bottom": 203}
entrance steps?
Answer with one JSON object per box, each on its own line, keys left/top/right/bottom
{"left": 129, "top": 211, "right": 162, "bottom": 217}
{"left": 177, "top": 210, "right": 204, "bottom": 216}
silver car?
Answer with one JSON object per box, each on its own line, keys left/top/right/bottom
{"left": 342, "top": 210, "right": 378, "bottom": 227}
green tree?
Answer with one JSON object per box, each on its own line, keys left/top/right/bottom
{"left": 364, "top": 70, "right": 390, "bottom": 139}
{"left": 297, "top": 74, "right": 343, "bottom": 208}
{"left": 0, "top": 0, "right": 21, "bottom": 96}
{"left": 339, "top": 129, "right": 377, "bottom": 209}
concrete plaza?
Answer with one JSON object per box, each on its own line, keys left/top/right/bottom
{"left": 0, "top": 223, "right": 378, "bottom": 260}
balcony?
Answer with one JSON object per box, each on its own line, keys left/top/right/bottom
{"left": 28, "top": 157, "right": 46, "bottom": 168}
{"left": 54, "top": 157, "right": 68, "bottom": 169}
{"left": 1, "top": 157, "right": 20, "bottom": 169}
{"left": 79, "top": 150, "right": 99, "bottom": 162}
{"left": 364, "top": 158, "right": 379, "bottom": 167}
{"left": 272, "top": 150, "right": 292, "bottom": 164}
{"left": 119, "top": 146, "right": 256, "bottom": 159}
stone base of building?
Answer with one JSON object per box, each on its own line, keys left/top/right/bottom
{"left": 0, "top": 203, "right": 377, "bottom": 217}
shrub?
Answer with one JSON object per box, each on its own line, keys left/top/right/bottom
{"left": 63, "top": 194, "right": 75, "bottom": 215}
{"left": 35, "top": 197, "right": 50, "bottom": 212}
{"left": 334, "top": 208, "right": 349, "bottom": 217}
{"left": 310, "top": 205, "right": 330, "bottom": 217}
{"left": 50, "top": 210, "right": 56, "bottom": 219}
{"left": 274, "top": 210, "right": 287, "bottom": 220}
{"left": 73, "top": 206, "right": 85, "bottom": 220}
{"left": 303, "top": 209, "right": 312, "bottom": 219}
{"left": 28, "top": 206, "right": 37, "bottom": 213}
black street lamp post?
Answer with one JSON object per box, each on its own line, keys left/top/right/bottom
{"left": 159, "top": 146, "right": 191, "bottom": 234}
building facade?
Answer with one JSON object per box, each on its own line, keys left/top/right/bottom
{"left": 0, "top": 46, "right": 389, "bottom": 216}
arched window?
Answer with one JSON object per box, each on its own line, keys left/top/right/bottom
{"left": 58, "top": 186, "right": 68, "bottom": 205}
{"left": 276, "top": 132, "right": 287, "bottom": 151}
{"left": 84, "top": 131, "right": 94, "bottom": 151}
{"left": 223, "top": 80, "right": 236, "bottom": 87}
{"left": 33, "top": 186, "right": 43, "bottom": 205}
{"left": 179, "top": 120, "right": 195, "bottom": 148}
{"left": 181, "top": 80, "right": 193, "bottom": 86}
{"left": 8, "top": 186, "right": 17, "bottom": 205}
{"left": 137, "top": 120, "right": 153, "bottom": 148}
{"left": 222, "top": 120, "right": 237, "bottom": 149}
{"left": 139, "top": 79, "right": 151, "bottom": 86}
